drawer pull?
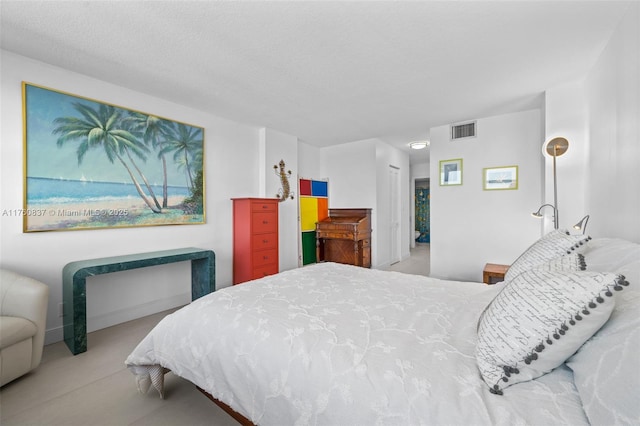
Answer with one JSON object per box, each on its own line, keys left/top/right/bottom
{"left": 263, "top": 220, "right": 269, "bottom": 224}
{"left": 263, "top": 239, "right": 269, "bottom": 243}
{"left": 263, "top": 256, "right": 269, "bottom": 260}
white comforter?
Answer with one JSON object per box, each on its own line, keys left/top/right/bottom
{"left": 126, "top": 262, "right": 589, "bottom": 425}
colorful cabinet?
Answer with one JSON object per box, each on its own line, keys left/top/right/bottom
{"left": 232, "top": 198, "right": 279, "bottom": 284}
{"left": 299, "top": 179, "right": 329, "bottom": 265}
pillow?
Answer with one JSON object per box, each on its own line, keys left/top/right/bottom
{"left": 536, "top": 251, "right": 586, "bottom": 272}
{"left": 581, "top": 237, "right": 640, "bottom": 274}
{"left": 475, "top": 261, "right": 629, "bottom": 395}
{"left": 565, "top": 238, "right": 640, "bottom": 424}
{"left": 504, "top": 229, "right": 591, "bottom": 282}
{"left": 475, "top": 252, "right": 587, "bottom": 330}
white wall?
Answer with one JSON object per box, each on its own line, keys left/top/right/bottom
{"left": 541, "top": 3, "right": 639, "bottom": 244}
{"left": 319, "top": 139, "right": 379, "bottom": 265}
{"left": 411, "top": 162, "right": 430, "bottom": 181}
{"left": 259, "top": 128, "right": 299, "bottom": 272}
{"left": 317, "top": 138, "right": 410, "bottom": 269}
{"left": 584, "top": 2, "right": 640, "bottom": 243}
{"left": 430, "top": 109, "right": 543, "bottom": 281}
{"left": 429, "top": 3, "right": 640, "bottom": 281}
{"left": 298, "top": 141, "right": 324, "bottom": 181}
{"left": 1, "top": 51, "right": 263, "bottom": 344}
{"left": 543, "top": 82, "right": 588, "bottom": 233}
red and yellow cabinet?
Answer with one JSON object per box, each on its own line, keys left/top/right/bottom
{"left": 232, "top": 198, "right": 279, "bottom": 284}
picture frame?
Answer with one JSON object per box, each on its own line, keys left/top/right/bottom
{"left": 439, "top": 158, "right": 463, "bottom": 186}
{"left": 22, "top": 82, "right": 206, "bottom": 232}
{"left": 483, "top": 165, "right": 518, "bottom": 190}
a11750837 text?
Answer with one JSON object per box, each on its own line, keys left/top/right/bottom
{"left": 2, "top": 208, "right": 129, "bottom": 217}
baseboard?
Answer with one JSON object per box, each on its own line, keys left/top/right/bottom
{"left": 44, "top": 293, "right": 190, "bottom": 345}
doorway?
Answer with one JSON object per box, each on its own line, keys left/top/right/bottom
{"left": 415, "top": 179, "right": 430, "bottom": 243}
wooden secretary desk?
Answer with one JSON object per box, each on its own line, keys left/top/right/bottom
{"left": 316, "top": 208, "right": 372, "bottom": 268}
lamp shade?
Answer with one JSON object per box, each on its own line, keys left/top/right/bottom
{"left": 573, "top": 215, "right": 590, "bottom": 234}
{"left": 543, "top": 137, "right": 569, "bottom": 157}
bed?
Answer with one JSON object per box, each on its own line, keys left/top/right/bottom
{"left": 125, "top": 234, "right": 639, "bottom": 425}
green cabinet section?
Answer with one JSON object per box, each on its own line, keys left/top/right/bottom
{"left": 302, "top": 231, "right": 317, "bottom": 265}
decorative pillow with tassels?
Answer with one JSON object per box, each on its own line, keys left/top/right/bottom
{"left": 535, "top": 251, "right": 587, "bottom": 272}
{"left": 475, "top": 254, "right": 629, "bottom": 395}
{"left": 504, "top": 229, "right": 591, "bottom": 282}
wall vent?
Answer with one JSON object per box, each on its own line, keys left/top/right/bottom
{"left": 451, "top": 121, "right": 477, "bottom": 140}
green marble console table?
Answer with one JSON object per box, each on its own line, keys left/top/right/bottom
{"left": 63, "top": 247, "right": 215, "bottom": 355}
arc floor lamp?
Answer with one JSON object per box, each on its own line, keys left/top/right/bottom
{"left": 532, "top": 137, "right": 569, "bottom": 229}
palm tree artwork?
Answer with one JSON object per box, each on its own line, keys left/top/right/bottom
{"left": 125, "top": 112, "right": 173, "bottom": 208}
{"left": 53, "top": 103, "right": 164, "bottom": 213}
{"left": 23, "top": 83, "right": 205, "bottom": 232}
{"left": 161, "top": 123, "right": 203, "bottom": 191}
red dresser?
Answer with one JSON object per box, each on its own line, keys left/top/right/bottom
{"left": 232, "top": 198, "right": 279, "bottom": 284}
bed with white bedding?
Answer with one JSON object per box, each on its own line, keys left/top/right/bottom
{"left": 126, "top": 235, "right": 640, "bottom": 425}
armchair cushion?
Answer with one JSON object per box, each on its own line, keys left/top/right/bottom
{"left": 0, "top": 269, "right": 49, "bottom": 386}
{"left": 0, "top": 317, "right": 37, "bottom": 349}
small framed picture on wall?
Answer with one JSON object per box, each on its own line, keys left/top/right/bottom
{"left": 439, "top": 158, "right": 463, "bottom": 186}
{"left": 483, "top": 165, "right": 518, "bottom": 190}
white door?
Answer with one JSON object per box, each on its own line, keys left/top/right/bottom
{"left": 389, "top": 165, "right": 401, "bottom": 264}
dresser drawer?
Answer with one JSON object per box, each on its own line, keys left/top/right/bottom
{"left": 252, "top": 212, "right": 277, "bottom": 233}
{"left": 252, "top": 201, "right": 277, "bottom": 212}
{"left": 318, "top": 231, "right": 354, "bottom": 240}
{"left": 252, "top": 264, "right": 278, "bottom": 280}
{"left": 252, "top": 248, "right": 278, "bottom": 267}
{"left": 252, "top": 232, "right": 277, "bottom": 250}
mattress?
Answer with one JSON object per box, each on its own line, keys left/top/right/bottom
{"left": 126, "top": 262, "right": 590, "bottom": 425}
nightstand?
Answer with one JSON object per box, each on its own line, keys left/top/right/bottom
{"left": 483, "top": 263, "right": 509, "bottom": 284}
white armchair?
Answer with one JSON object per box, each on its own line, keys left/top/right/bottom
{"left": 0, "top": 269, "right": 49, "bottom": 386}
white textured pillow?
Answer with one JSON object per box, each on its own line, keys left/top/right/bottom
{"left": 476, "top": 265, "right": 629, "bottom": 395}
{"left": 504, "top": 229, "right": 591, "bottom": 282}
{"left": 537, "top": 251, "right": 587, "bottom": 272}
{"left": 566, "top": 238, "right": 640, "bottom": 424}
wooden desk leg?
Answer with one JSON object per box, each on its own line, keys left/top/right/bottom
{"left": 354, "top": 241, "right": 359, "bottom": 266}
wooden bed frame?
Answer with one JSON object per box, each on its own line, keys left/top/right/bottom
{"left": 196, "top": 386, "right": 255, "bottom": 426}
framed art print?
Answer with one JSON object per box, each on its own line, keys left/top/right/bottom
{"left": 483, "top": 165, "right": 518, "bottom": 190}
{"left": 439, "top": 158, "right": 463, "bottom": 186}
{"left": 22, "top": 82, "right": 205, "bottom": 232}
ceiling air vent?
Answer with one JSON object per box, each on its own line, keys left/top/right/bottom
{"left": 451, "top": 121, "right": 476, "bottom": 140}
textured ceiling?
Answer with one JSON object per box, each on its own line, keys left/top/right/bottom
{"left": 0, "top": 1, "right": 632, "bottom": 164}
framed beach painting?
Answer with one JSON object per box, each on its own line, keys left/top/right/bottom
{"left": 483, "top": 165, "right": 518, "bottom": 190}
{"left": 439, "top": 158, "right": 463, "bottom": 186}
{"left": 22, "top": 82, "right": 205, "bottom": 232}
